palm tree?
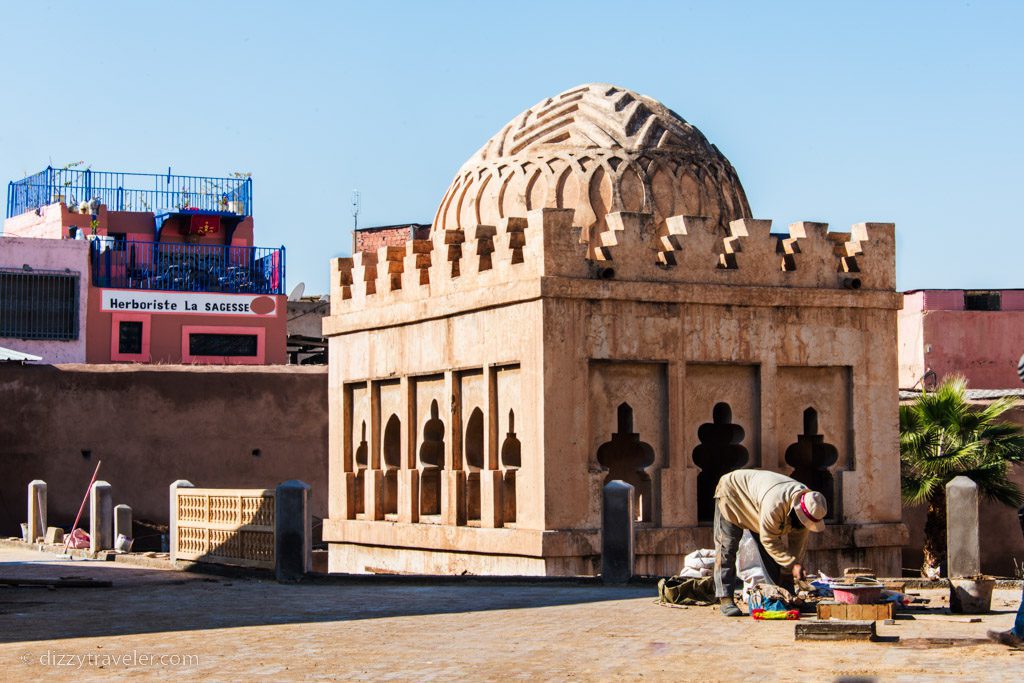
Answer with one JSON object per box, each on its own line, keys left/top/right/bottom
{"left": 900, "top": 375, "right": 1024, "bottom": 575}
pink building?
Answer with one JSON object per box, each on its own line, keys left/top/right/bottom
{"left": 898, "top": 289, "right": 1024, "bottom": 389}
{"left": 0, "top": 235, "right": 90, "bottom": 363}
{"left": 3, "top": 167, "right": 287, "bottom": 364}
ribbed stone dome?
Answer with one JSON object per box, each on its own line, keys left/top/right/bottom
{"left": 431, "top": 83, "right": 751, "bottom": 239}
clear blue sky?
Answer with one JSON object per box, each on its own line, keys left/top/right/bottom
{"left": 2, "top": 1, "right": 1020, "bottom": 294}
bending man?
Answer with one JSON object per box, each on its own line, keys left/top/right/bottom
{"left": 713, "top": 469, "right": 828, "bottom": 617}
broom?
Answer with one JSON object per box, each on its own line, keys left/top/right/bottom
{"left": 57, "top": 461, "right": 101, "bottom": 559}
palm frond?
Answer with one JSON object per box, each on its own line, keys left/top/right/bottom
{"left": 899, "top": 376, "right": 1024, "bottom": 512}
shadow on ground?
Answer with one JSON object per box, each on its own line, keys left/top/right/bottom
{"left": 0, "top": 553, "right": 652, "bottom": 644}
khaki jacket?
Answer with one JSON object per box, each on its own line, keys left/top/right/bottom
{"left": 714, "top": 469, "right": 810, "bottom": 568}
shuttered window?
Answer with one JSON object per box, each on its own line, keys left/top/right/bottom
{"left": 188, "top": 333, "right": 258, "bottom": 357}
{"left": 0, "top": 269, "right": 80, "bottom": 341}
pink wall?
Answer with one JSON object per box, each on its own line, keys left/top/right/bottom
{"left": 920, "top": 310, "right": 1024, "bottom": 388}
{"left": 0, "top": 236, "right": 89, "bottom": 363}
{"left": 897, "top": 305, "right": 925, "bottom": 388}
{"left": 899, "top": 289, "right": 1024, "bottom": 389}
{"left": 3, "top": 203, "right": 65, "bottom": 238}
{"left": 87, "top": 291, "right": 287, "bottom": 364}
{"left": 5, "top": 202, "right": 281, "bottom": 365}
{"left": 3, "top": 202, "right": 255, "bottom": 248}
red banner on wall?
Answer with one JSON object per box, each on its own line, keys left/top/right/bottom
{"left": 181, "top": 214, "right": 220, "bottom": 236}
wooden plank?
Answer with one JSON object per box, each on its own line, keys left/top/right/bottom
{"left": 816, "top": 601, "right": 893, "bottom": 621}
{"left": 795, "top": 620, "right": 877, "bottom": 642}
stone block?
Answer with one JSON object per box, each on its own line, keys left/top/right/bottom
{"left": 115, "top": 504, "right": 133, "bottom": 541}
{"left": 602, "top": 480, "right": 634, "bottom": 583}
{"left": 275, "top": 479, "right": 312, "bottom": 581}
{"left": 479, "top": 470, "right": 504, "bottom": 528}
{"left": 398, "top": 469, "right": 419, "bottom": 524}
{"left": 365, "top": 469, "right": 385, "bottom": 521}
{"left": 44, "top": 526, "right": 64, "bottom": 545}
{"left": 795, "top": 620, "right": 877, "bottom": 641}
{"left": 89, "top": 480, "right": 113, "bottom": 553}
{"left": 27, "top": 480, "right": 46, "bottom": 543}
{"left": 946, "top": 476, "right": 981, "bottom": 578}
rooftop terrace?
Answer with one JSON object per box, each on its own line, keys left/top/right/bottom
{"left": 6, "top": 166, "right": 252, "bottom": 218}
{"left": 90, "top": 238, "right": 285, "bottom": 295}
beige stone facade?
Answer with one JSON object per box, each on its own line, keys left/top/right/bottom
{"left": 323, "top": 83, "right": 906, "bottom": 576}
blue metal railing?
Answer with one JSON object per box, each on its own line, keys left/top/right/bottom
{"left": 7, "top": 167, "right": 252, "bottom": 218}
{"left": 90, "top": 238, "right": 284, "bottom": 295}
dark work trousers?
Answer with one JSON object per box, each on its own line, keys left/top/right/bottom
{"left": 713, "top": 505, "right": 785, "bottom": 598}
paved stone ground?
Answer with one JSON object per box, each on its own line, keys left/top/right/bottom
{"left": 0, "top": 547, "right": 1021, "bottom": 681}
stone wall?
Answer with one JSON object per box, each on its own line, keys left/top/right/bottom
{"left": 0, "top": 364, "right": 327, "bottom": 536}
{"left": 325, "top": 207, "right": 905, "bottom": 577}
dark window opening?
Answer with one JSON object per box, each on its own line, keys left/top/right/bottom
{"left": 596, "top": 403, "right": 656, "bottom": 522}
{"left": 189, "top": 333, "right": 258, "bottom": 357}
{"left": 964, "top": 291, "right": 1001, "bottom": 311}
{"left": 118, "top": 321, "right": 143, "bottom": 354}
{"left": 784, "top": 407, "right": 840, "bottom": 520}
{"left": 0, "top": 269, "right": 79, "bottom": 341}
{"left": 692, "top": 402, "right": 749, "bottom": 523}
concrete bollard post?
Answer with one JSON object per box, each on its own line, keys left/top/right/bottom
{"left": 169, "top": 480, "right": 195, "bottom": 562}
{"left": 602, "top": 480, "right": 635, "bottom": 584}
{"left": 89, "top": 481, "right": 113, "bottom": 553}
{"left": 275, "top": 480, "right": 312, "bottom": 581}
{"left": 27, "top": 480, "right": 47, "bottom": 544}
{"left": 114, "top": 504, "right": 133, "bottom": 548}
{"left": 946, "top": 476, "right": 981, "bottom": 578}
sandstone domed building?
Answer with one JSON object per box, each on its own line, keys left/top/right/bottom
{"left": 432, "top": 84, "right": 750, "bottom": 249}
{"left": 323, "top": 83, "right": 905, "bottom": 576}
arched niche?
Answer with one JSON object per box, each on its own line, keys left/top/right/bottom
{"left": 418, "top": 400, "right": 445, "bottom": 516}
{"left": 464, "top": 407, "right": 485, "bottom": 521}
{"left": 382, "top": 414, "right": 401, "bottom": 515}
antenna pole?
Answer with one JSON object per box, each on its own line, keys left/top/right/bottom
{"left": 351, "top": 189, "right": 361, "bottom": 232}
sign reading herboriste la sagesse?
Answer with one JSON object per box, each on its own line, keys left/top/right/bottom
{"left": 100, "top": 290, "right": 277, "bottom": 316}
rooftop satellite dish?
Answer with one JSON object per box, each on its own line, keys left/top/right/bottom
{"left": 319, "top": 293, "right": 330, "bottom": 302}
{"left": 288, "top": 282, "right": 306, "bottom": 301}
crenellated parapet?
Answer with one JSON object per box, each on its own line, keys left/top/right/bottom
{"left": 328, "top": 209, "right": 896, "bottom": 315}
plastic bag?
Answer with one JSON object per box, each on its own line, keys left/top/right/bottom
{"left": 679, "top": 549, "right": 716, "bottom": 578}
{"left": 747, "top": 583, "right": 799, "bottom": 620}
{"left": 737, "top": 530, "right": 774, "bottom": 599}
{"left": 66, "top": 528, "right": 90, "bottom": 549}
{"left": 678, "top": 534, "right": 776, "bottom": 596}
{"left": 880, "top": 589, "right": 911, "bottom": 606}
{"left": 811, "top": 571, "right": 834, "bottom": 597}
{"left": 751, "top": 608, "right": 800, "bottom": 621}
